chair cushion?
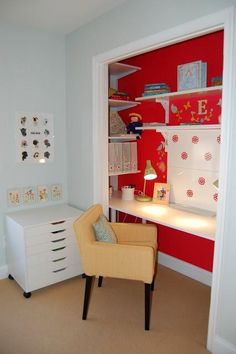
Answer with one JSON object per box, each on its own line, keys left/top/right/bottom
{"left": 93, "top": 215, "right": 117, "bottom": 243}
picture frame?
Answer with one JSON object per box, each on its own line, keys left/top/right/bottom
{"left": 152, "top": 183, "right": 170, "bottom": 204}
{"left": 37, "top": 185, "right": 49, "bottom": 203}
{"left": 7, "top": 188, "right": 22, "bottom": 207}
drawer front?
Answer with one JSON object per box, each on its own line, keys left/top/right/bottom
{"left": 27, "top": 263, "right": 83, "bottom": 292}
{"left": 27, "top": 244, "right": 80, "bottom": 266}
{"left": 25, "top": 221, "right": 76, "bottom": 246}
{"left": 26, "top": 235, "right": 77, "bottom": 255}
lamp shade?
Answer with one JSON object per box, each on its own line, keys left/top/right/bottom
{"left": 144, "top": 160, "right": 157, "bottom": 180}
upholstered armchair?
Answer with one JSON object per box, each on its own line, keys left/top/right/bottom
{"left": 73, "top": 204, "right": 157, "bottom": 330}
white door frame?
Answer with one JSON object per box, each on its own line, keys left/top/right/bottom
{"left": 92, "top": 7, "right": 235, "bottom": 352}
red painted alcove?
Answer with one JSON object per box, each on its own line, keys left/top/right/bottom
{"left": 113, "top": 30, "right": 223, "bottom": 271}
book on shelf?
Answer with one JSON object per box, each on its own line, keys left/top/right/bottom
{"left": 142, "top": 82, "right": 170, "bottom": 96}
{"left": 177, "top": 60, "right": 207, "bottom": 91}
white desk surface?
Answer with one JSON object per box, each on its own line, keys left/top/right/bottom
{"left": 109, "top": 192, "right": 215, "bottom": 241}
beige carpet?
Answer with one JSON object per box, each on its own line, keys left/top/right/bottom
{"left": 0, "top": 265, "right": 210, "bottom": 354}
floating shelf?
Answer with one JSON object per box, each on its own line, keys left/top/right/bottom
{"left": 109, "top": 134, "right": 140, "bottom": 141}
{"left": 109, "top": 170, "right": 141, "bottom": 177}
{"left": 135, "top": 85, "right": 222, "bottom": 102}
{"left": 109, "top": 62, "right": 141, "bottom": 80}
{"left": 109, "top": 99, "right": 141, "bottom": 111}
{"left": 136, "top": 124, "right": 221, "bottom": 132}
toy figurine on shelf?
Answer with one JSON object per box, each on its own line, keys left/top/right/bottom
{"left": 127, "top": 112, "right": 143, "bottom": 138}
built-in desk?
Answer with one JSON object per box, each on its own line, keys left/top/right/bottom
{"left": 109, "top": 192, "right": 215, "bottom": 241}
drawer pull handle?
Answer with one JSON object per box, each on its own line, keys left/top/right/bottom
{"left": 52, "top": 246, "right": 66, "bottom": 252}
{"left": 53, "top": 267, "right": 66, "bottom": 273}
{"left": 51, "top": 229, "right": 66, "bottom": 234}
{"left": 51, "top": 237, "right": 66, "bottom": 243}
{"left": 52, "top": 257, "right": 66, "bottom": 262}
{"left": 51, "top": 220, "right": 65, "bottom": 225}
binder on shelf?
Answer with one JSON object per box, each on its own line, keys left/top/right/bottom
{"left": 114, "top": 143, "right": 123, "bottom": 174}
{"left": 130, "top": 142, "right": 138, "bottom": 171}
{"left": 108, "top": 141, "right": 138, "bottom": 175}
{"left": 122, "top": 142, "right": 131, "bottom": 172}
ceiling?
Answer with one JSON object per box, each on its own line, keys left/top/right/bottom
{"left": 0, "top": 0, "right": 127, "bottom": 34}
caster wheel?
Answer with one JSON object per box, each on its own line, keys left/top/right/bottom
{"left": 8, "top": 274, "right": 14, "bottom": 280}
{"left": 23, "top": 292, "right": 31, "bottom": 298}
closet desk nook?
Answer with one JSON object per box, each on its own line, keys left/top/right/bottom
{"left": 109, "top": 192, "right": 215, "bottom": 241}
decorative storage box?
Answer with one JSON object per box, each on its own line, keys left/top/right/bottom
{"left": 177, "top": 60, "right": 207, "bottom": 91}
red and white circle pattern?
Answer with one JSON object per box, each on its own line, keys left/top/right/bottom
{"left": 213, "top": 193, "right": 218, "bottom": 202}
{"left": 181, "top": 151, "right": 188, "bottom": 160}
{"left": 217, "top": 135, "right": 221, "bottom": 144}
{"left": 204, "top": 152, "right": 212, "bottom": 161}
{"left": 172, "top": 134, "right": 178, "bottom": 143}
{"left": 192, "top": 135, "right": 199, "bottom": 144}
{"left": 198, "top": 177, "right": 205, "bottom": 185}
{"left": 186, "top": 189, "right": 193, "bottom": 197}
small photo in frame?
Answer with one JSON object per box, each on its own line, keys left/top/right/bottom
{"left": 22, "top": 186, "right": 36, "bottom": 204}
{"left": 51, "top": 184, "right": 62, "bottom": 201}
{"left": 153, "top": 183, "right": 170, "bottom": 204}
{"left": 37, "top": 185, "right": 49, "bottom": 203}
{"left": 7, "top": 188, "right": 22, "bottom": 207}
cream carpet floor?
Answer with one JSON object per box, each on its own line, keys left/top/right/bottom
{"left": 0, "top": 265, "right": 210, "bottom": 354}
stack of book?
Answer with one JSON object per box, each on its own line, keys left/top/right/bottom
{"left": 211, "top": 76, "right": 222, "bottom": 86}
{"left": 109, "top": 91, "right": 131, "bottom": 101}
{"left": 142, "top": 83, "right": 170, "bottom": 96}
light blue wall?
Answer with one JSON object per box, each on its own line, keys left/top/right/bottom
{"left": 66, "top": 0, "right": 236, "bottom": 352}
{"left": 0, "top": 25, "right": 67, "bottom": 268}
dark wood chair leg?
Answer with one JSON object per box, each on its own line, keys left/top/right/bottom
{"left": 98, "top": 276, "right": 103, "bottom": 287}
{"left": 145, "top": 283, "right": 151, "bottom": 330}
{"left": 82, "top": 275, "right": 94, "bottom": 320}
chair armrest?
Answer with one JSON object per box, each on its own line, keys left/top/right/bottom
{"left": 110, "top": 222, "right": 157, "bottom": 244}
{"left": 84, "top": 242, "right": 155, "bottom": 284}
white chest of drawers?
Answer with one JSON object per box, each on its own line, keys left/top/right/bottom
{"left": 5, "top": 204, "right": 83, "bottom": 297}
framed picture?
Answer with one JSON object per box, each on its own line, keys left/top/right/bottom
{"left": 51, "top": 184, "right": 62, "bottom": 201}
{"left": 153, "top": 183, "right": 170, "bottom": 204}
{"left": 7, "top": 188, "right": 22, "bottom": 207}
{"left": 22, "top": 186, "right": 36, "bottom": 205}
{"left": 37, "top": 185, "right": 49, "bottom": 203}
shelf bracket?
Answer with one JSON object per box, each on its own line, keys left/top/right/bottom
{"left": 155, "top": 98, "right": 169, "bottom": 124}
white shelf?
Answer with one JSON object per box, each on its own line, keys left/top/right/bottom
{"left": 135, "top": 85, "right": 222, "bottom": 102}
{"left": 109, "top": 134, "right": 140, "bottom": 141}
{"left": 135, "top": 85, "right": 222, "bottom": 124}
{"left": 109, "top": 170, "right": 141, "bottom": 177}
{"left": 109, "top": 98, "right": 141, "bottom": 111}
{"left": 137, "top": 124, "right": 221, "bottom": 132}
{"left": 109, "top": 62, "right": 141, "bottom": 80}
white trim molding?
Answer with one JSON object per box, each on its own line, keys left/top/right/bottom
{"left": 158, "top": 252, "right": 212, "bottom": 286}
{"left": 92, "top": 7, "right": 235, "bottom": 354}
{"left": 212, "top": 336, "right": 236, "bottom": 354}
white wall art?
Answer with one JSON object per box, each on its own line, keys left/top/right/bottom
{"left": 16, "top": 112, "right": 54, "bottom": 164}
{"left": 167, "top": 129, "right": 220, "bottom": 212}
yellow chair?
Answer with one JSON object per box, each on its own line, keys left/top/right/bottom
{"left": 73, "top": 204, "right": 157, "bottom": 330}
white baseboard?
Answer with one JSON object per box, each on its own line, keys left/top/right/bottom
{"left": 212, "top": 335, "right": 236, "bottom": 354}
{"left": 0, "top": 265, "right": 8, "bottom": 280}
{"left": 158, "top": 252, "right": 212, "bottom": 286}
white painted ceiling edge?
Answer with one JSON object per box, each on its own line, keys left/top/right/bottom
{"left": 0, "top": 0, "right": 128, "bottom": 34}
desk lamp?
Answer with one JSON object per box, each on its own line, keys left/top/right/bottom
{"left": 136, "top": 160, "right": 157, "bottom": 202}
